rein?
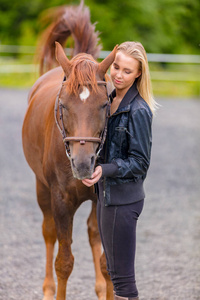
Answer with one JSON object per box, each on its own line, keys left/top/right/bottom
{"left": 54, "top": 77, "right": 110, "bottom": 160}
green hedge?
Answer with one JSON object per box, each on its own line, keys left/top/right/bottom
{"left": 0, "top": 0, "right": 199, "bottom": 54}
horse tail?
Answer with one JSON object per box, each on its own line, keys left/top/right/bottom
{"left": 37, "top": 0, "right": 101, "bottom": 75}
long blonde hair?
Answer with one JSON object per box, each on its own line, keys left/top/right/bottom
{"left": 117, "top": 41, "right": 158, "bottom": 113}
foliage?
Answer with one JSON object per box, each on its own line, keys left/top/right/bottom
{"left": 0, "top": 0, "right": 199, "bottom": 54}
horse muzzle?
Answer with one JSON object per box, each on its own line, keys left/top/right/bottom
{"left": 70, "top": 154, "right": 96, "bottom": 180}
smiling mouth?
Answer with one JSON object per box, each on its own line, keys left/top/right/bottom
{"left": 114, "top": 79, "right": 122, "bottom": 84}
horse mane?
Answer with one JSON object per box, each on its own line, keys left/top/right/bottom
{"left": 66, "top": 53, "right": 99, "bottom": 95}
{"left": 36, "top": 1, "right": 101, "bottom": 75}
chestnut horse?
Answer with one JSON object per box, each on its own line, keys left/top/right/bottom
{"left": 22, "top": 3, "right": 116, "bottom": 300}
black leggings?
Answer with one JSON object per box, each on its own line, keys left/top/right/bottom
{"left": 97, "top": 197, "right": 144, "bottom": 298}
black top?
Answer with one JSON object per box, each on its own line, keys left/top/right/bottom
{"left": 97, "top": 81, "right": 153, "bottom": 206}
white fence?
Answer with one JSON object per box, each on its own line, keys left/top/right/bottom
{"left": 0, "top": 44, "right": 200, "bottom": 82}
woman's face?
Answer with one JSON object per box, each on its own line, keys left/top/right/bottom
{"left": 110, "top": 51, "right": 141, "bottom": 91}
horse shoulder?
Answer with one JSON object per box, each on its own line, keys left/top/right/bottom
{"left": 22, "top": 67, "right": 65, "bottom": 186}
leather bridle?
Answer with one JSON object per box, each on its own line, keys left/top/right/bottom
{"left": 54, "top": 77, "right": 110, "bottom": 160}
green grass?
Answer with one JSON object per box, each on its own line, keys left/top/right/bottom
{"left": 0, "top": 56, "right": 38, "bottom": 88}
{"left": 0, "top": 72, "right": 38, "bottom": 88}
{"left": 0, "top": 57, "right": 199, "bottom": 97}
{"left": 152, "top": 81, "right": 200, "bottom": 97}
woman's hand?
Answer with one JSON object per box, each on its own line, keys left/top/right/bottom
{"left": 82, "top": 166, "right": 102, "bottom": 187}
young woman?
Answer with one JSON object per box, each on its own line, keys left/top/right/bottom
{"left": 82, "top": 41, "right": 157, "bottom": 300}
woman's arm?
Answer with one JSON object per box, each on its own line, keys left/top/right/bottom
{"left": 82, "top": 107, "right": 152, "bottom": 186}
{"left": 101, "top": 108, "right": 152, "bottom": 179}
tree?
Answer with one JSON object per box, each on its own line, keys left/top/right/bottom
{"left": 0, "top": 0, "right": 199, "bottom": 54}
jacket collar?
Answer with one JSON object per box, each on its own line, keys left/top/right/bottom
{"left": 110, "top": 80, "right": 139, "bottom": 112}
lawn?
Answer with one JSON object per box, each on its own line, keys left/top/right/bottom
{"left": 0, "top": 56, "right": 199, "bottom": 97}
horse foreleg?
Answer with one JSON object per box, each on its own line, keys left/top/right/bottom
{"left": 100, "top": 253, "right": 114, "bottom": 300}
{"left": 55, "top": 238, "right": 74, "bottom": 300}
{"left": 52, "top": 191, "right": 75, "bottom": 300}
{"left": 87, "top": 201, "right": 106, "bottom": 300}
{"left": 36, "top": 178, "right": 57, "bottom": 300}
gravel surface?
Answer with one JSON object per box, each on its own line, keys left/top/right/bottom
{"left": 0, "top": 89, "right": 200, "bottom": 300}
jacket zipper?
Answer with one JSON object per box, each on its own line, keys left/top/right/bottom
{"left": 125, "top": 128, "right": 133, "bottom": 138}
{"left": 115, "top": 126, "right": 133, "bottom": 138}
{"left": 103, "top": 108, "right": 130, "bottom": 206}
{"left": 103, "top": 124, "right": 108, "bottom": 205}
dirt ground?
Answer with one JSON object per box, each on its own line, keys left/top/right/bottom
{"left": 0, "top": 89, "right": 200, "bottom": 300}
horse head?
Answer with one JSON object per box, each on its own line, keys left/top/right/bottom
{"left": 55, "top": 42, "right": 117, "bottom": 180}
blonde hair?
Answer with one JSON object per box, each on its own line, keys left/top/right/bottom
{"left": 117, "top": 41, "right": 158, "bottom": 113}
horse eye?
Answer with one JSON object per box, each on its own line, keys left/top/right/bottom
{"left": 101, "top": 102, "right": 108, "bottom": 109}
{"left": 60, "top": 102, "right": 68, "bottom": 110}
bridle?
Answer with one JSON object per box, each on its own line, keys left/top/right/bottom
{"left": 54, "top": 77, "right": 110, "bottom": 160}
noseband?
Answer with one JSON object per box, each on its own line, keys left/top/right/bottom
{"left": 54, "top": 77, "right": 110, "bottom": 160}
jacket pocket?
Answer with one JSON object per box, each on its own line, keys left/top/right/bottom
{"left": 114, "top": 127, "right": 129, "bottom": 157}
{"left": 115, "top": 126, "right": 133, "bottom": 138}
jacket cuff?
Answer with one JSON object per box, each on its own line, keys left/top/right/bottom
{"left": 100, "top": 162, "right": 119, "bottom": 177}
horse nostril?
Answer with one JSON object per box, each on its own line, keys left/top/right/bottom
{"left": 91, "top": 155, "right": 95, "bottom": 166}
{"left": 71, "top": 158, "right": 76, "bottom": 169}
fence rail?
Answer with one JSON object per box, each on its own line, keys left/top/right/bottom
{"left": 1, "top": 44, "right": 200, "bottom": 63}
{"left": 0, "top": 44, "right": 200, "bottom": 82}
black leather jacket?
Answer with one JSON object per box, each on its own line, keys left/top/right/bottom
{"left": 97, "top": 81, "right": 153, "bottom": 206}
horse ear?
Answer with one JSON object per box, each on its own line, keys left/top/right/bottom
{"left": 55, "top": 42, "right": 71, "bottom": 77}
{"left": 98, "top": 45, "right": 118, "bottom": 78}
